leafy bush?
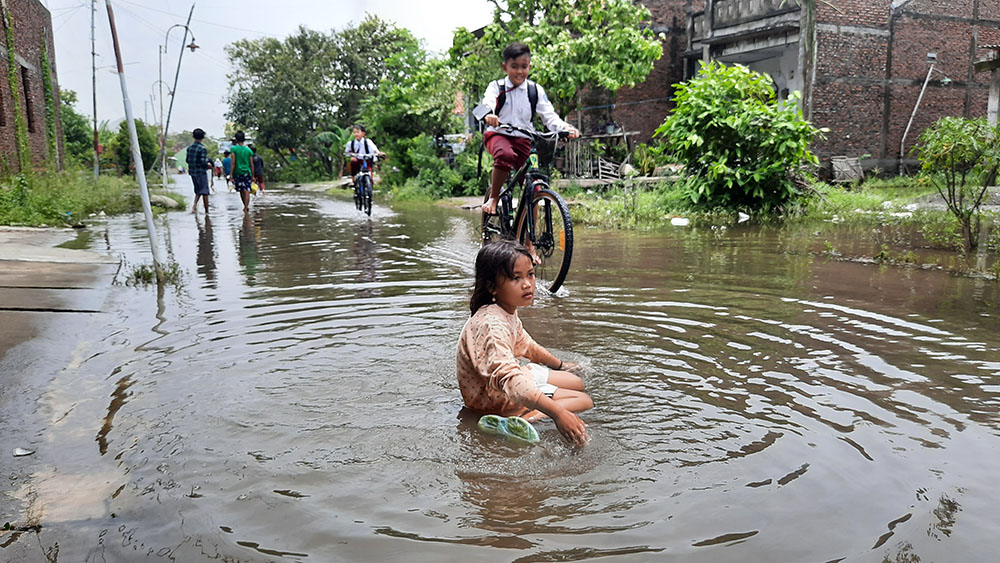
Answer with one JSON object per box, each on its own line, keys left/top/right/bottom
{"left": 0, "top": 169, "right": 140, "bottom": 226}
{"left": 272, "top": 154, "right": 330, "bottom": 184}
{"left": 383, "top": 133, "right": 484, "bottom": 200}
{"left": 60, "top": 90, "right": 94, "bottom": 168}
{"left": 913, "top": 116, "right": 1000, "bottom": 251}
{"left": 654, "top": 62, "right": 823, "bottom": 211}
{"left": 631, "top": 143, "right": 658, "bottom": 176}
{"left": 107, "top": 119, "right": 158, "bottom": 176}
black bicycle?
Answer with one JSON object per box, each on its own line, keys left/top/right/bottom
{"left": 349, "top": 154, "right": 375, "bottom": 216}
{"left": 481, "top": 124, "right": 574, "bottom": 293}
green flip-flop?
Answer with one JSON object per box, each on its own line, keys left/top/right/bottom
{"left": 478, "top": 415, "right": 540, "bottom": 444}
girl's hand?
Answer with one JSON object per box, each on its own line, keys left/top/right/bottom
{"left": 566, "top": 126, "right": 580, "bottom": 139}
{"left": 485, "top": 115, "right": 500, "bottom": 127}
{"left": 558, "top": 361, "right": 582, "bottom": 374}
{"left": 553, "top": 411, "right": 589, "bottom": 446}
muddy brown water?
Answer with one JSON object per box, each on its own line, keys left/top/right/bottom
{"left": 2, "top": 179, "right": 999, "bottom": 562}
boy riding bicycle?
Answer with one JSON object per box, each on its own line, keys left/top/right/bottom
{"left": 344, "top": 123, "right": 382, "bottom": 187}
{"left": 480, "top": 42, "right": 579, "bottom": 215}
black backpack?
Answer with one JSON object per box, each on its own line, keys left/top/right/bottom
{"left": 494, "top": 79, "right": 538, "bottom": 119}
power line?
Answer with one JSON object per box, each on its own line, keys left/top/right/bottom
{"left": 116, "top": 0, "right": 279, "bottom": 38}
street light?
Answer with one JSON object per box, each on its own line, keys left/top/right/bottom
{"left": 899, "top": 53, "right": 953, "bottom": 175}
{"left": 157, "top": 5, "right": 198, "bottom": 192}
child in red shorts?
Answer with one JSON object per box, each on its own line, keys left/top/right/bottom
{"left": 480, "top": 41, "right": 579, "bottom": 215}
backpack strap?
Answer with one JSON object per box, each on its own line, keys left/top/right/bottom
{"left": 494, "top": 79, "right": 538, "bottom": 119}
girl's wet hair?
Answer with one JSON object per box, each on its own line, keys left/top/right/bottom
{"left": 470, "top": 240, "right": 533, "bottom": 314}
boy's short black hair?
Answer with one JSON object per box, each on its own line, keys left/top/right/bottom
{"left": 224, "top": 150, "right": 230, "bottom": 156}
{"left": 235, "top": 130, "right": 246, "bottom": 143}
{"left": 353, "top": 123, "right": 367, "bottom": 133}
{"left": 502, "top": 42, "right": 531, "bottom": 62}
{"left": 192, "top": 128, "right": 205, "bottom": 140}
{"left": 249, "top": 144, "right": 256, "bottom": 154}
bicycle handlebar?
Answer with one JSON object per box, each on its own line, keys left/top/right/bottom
{"left": 492, "top": 122, "right": 571, "bottom": 140}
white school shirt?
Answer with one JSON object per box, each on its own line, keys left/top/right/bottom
{"left": 480, "top": 77, "right": 572, "bottom": 139}
{"left": 344, "top": 138, "right": 379, "bottom": 162}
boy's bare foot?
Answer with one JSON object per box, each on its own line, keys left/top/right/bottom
{"left": 524, "top": 242, "right": 542, "bottom": 264}
{"left": 481, "top": 197, "right": 497, "bottom": 214}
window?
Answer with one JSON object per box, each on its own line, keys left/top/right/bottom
{"left": 21, "top": 66, "right": 34, "bottom": 133}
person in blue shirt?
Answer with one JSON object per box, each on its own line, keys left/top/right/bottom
{"left": 185, "top": 128, "right": 213, "bottom": 214}
{"left": 221, "top": 150, "right": 232, "bottom": 189}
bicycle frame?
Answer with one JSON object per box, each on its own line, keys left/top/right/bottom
{"left": 353, "top": 157, "right": 374, "bottom": 190}
{"left": 490, "top": 129, "right": 563, "bottom": 244}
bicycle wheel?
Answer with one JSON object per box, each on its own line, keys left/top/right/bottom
{"left": 516, "top": 186, "right": 573, "bottom": 293}
{"left": 354, "top": 181, "right": 363, "bottom": 211}
{"left": 362, "top": 175, "right": 373, "bottom": 216}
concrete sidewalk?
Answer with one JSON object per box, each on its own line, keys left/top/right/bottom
{"left": 0, "top": 227, "right": 119, "bottom": 357}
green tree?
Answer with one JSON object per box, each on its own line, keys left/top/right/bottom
{"left": 362, "top": 56, "right": 459, "bottom": 141}
{"left": 226, "top": 26, "right": 339, "bottom": 164}
{"left": 225, "top": 17, "right": 419, "bottom": 175}
{"left": 450, "top": 0, "right": 662, "bottom": 116}
{"left": 914, "top": 117, "right": 1000, "bottom": 251}
{"left": 654, "top": 62, "right": 822, "bottom": 211}
{"left": 305, "top": 127, "right": 352, "bottom": 176}
{"left": 332, "top": 15, "right": 421, "bottom": 125}
{"left": 108, "top": 119, "right": 157, "bottom": 175}
{"left": 360, "top": 51, "right": 463, "bottom": 188}
{"left": 59, "top": 90, "right": 93, "bottom": 168}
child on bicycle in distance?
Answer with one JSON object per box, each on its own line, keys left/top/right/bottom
{"left": 456, "top": 240, "right": 592, "bottom": 445}
{"left": 344, "top": 123, "right": 380, "bottom": 187}
{"left": 480, "top": 41, "right": 579, "bottom": 215}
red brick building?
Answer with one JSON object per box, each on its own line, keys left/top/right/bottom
{"left": 0, "top": 0, "right": 63, "bottom": 172}
{"left": 602, "top": 0, "right": 999, "bottom": 173}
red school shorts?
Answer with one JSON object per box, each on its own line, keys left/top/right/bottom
{"left": 485, "top": 131, "right": 531, "bottom": 172}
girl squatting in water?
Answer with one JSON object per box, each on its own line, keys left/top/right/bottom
{"left": 456, "top": 240, "right": 592, "bottom": 445}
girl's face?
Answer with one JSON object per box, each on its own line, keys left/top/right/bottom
{"left": 352, "top": 128, "right": 365, "bottom": 140}
{"left": 501, "top": 54, "right": 531, "bottom": 88}
{"left": 493, "top": 254, "right": 535, "bottom": 313}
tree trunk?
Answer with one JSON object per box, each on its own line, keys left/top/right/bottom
{"left": 270, "top": 146, "right": 290, "bottom": 167}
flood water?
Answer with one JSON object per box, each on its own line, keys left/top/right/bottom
{"left": 5, "top": 178, "right": 1000, "bottom": 562}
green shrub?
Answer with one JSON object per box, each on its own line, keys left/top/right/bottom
{"left": 0, "top": 169, "right": 140, "bottom": 226}
{"left": 913, "top": 116, "right": 1000, "bottom": 251}
{"left": 381, "top": 133, "right": 484, "bottom": 199}
{"left": 654, "top": 62, "right": 823, "bottom": 211}
{"left": 631, "top": 143, "right": 658, "bottom": 176}
{"left": 273, "top": 155, "right": 330, "bottom": 184}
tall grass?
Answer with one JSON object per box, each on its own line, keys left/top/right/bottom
{"left": 0, "top": 168, "right": 141, "bottom": 226}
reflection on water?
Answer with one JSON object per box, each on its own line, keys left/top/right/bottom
{"left": 196, "top": 215, "right": 216, "bottom": 287}
{"left": 237, "top": 210, "right": 261, "bottom": 282}
{"left": 14, "top": 185, "right": 1000, "bottom": 562}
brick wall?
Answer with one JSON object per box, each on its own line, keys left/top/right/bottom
{"left": 817, "top": 0, "right": 892, "bottom": 27}
{"left": 558, "top": 0, "right": 1000, "bottom": 170}
{"left": 811, "top": 0, "right": 1000, "bottom": 168}
{"left": 0, "top": 0, "right": 62, "bottom": 172}
{"left": 568, "top": 0, "right": 688, "bottom": 144}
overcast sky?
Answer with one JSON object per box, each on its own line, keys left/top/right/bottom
{"left": 44, "top": 0, "right": 493, "bottom": 137}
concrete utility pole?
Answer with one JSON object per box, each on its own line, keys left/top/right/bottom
{"left": 105, "top": 0, "right": 164, "bottom": 280}
{"left": 91, "top": 0, "right": 99, "bottom": 178}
